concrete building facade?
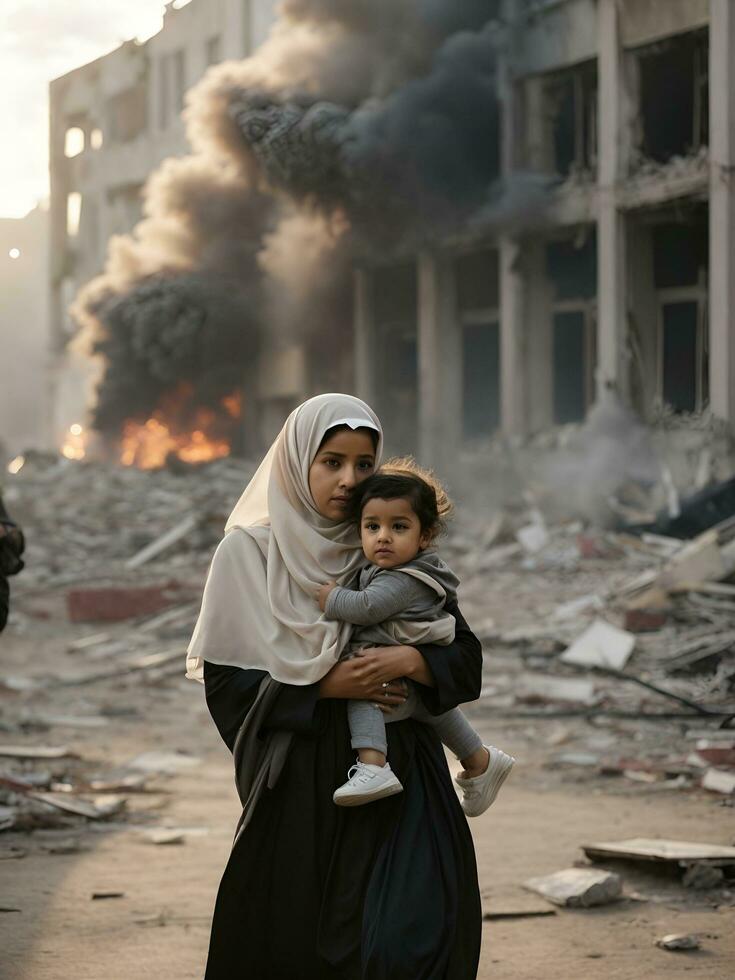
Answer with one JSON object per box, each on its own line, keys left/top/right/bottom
{"left": 0, "top": 207, "right": 49, "bottom": 458}
{"left": 48, "top": 0, "right": 277, "bottom": 441}
{"left": 353, "top": 0, "right": 732, "bottom": 470}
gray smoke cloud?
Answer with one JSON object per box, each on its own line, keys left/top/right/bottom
{"left": 75, "top": 0, "right": 547, "bottom": 447}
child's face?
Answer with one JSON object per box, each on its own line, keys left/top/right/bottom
{"left": 360, "top": 497, "right": 431, "bottom": 569}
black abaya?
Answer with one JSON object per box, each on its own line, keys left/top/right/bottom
{"left": 203, "top": 601, "right": 483, "bottom": 980}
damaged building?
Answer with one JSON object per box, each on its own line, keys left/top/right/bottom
{"left": 48, "top": 0, "right": 277, "bottom": 443}
{"left": 351, "top": 0, "right": 734, "bottom": 472}
{"left": 48, "top": 0, "right": 735, "bottom": 471}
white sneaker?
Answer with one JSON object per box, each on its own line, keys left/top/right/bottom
{"left": 455, "top": 746, "right": 515, "bottom": 817}
{"left": 333, "top": 761, "right": 403, "bottom": 807}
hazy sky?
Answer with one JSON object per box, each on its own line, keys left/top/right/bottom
{"left": 0, "top": 1, "right": 177, "bottom": 218}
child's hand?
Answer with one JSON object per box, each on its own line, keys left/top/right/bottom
{"left": 317, "top": 581, "right": 338, "bottom": 611}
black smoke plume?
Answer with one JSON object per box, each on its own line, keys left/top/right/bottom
{"left": 74, "top": 0, "right": 543, "bottom": 449}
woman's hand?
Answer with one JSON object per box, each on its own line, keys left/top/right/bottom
{"left": 319, "top": 657, "right": 409, "bottom": 711}
{"left": 359, "top": 645, "right": 436, "bottom": 687}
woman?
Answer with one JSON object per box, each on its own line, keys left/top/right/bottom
{"left": 188, "top": 393, "right": 483, "bottom": 979}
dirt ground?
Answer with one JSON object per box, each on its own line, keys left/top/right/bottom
{"left": 1, "top": 598, "right": 734, "bottom": 980}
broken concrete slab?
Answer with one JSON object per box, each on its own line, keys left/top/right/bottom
{"left": 582, "top": 838, "right": 735, "bottom": 866}
{"left": 560, "top": 619, "right": 635, "bottom": 671}
{"left": 701, "top": 769, "right": 735, "bottom": 795}
{"left": 523, "top": 868, "right": 623, "bottom": 908}
{"left": 517, "top": 675, "right": 599, "bottom": 706}
{"left": 26, "top": 792, "right": 127, "bottom": 820}
{"left": 657, "top": 530, "right": 726, "bottom": 591}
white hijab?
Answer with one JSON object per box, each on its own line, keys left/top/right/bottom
{"left": 186, "top": 393, "right": 383, "bottom": 685}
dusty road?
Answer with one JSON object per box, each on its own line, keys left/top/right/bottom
{"left": 2, "top": 609, "right": 734, "bottom": 980}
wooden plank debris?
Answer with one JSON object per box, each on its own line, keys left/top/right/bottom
{"left": 125, "top": 514, "right": 198, "bottom": 569}
{"left": 523, "top": 868, "right": 622, "bottom": 908}
{"left": 0, "top": 745, "right": 77, "bottom": 760}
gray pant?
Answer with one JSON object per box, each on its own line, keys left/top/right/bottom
{"left": 347, "top": 684, "right": 482, "bottom": 760}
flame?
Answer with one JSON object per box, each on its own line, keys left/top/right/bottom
{"left": 119, "top": 385, "right": 241, "bottom": 469}
{"left": 61, "top": 424, "right": 87, "bottom": 461}
{"left": 7, "top": 455, "right": 25, "bottom": 475}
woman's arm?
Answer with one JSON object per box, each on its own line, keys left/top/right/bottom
{"left": 204, "top": 659, "right": 408, "bottom": 751}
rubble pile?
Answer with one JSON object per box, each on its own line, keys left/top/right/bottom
{"left": 1, "top": 449, "right": 734, "bottom": 860}
{"left": 447, "top": 501, "right": 735, "bottom": 800}
{"left": 3, "top": 452, "right": 257, "bottom": 592}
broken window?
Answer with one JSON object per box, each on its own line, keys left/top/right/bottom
{"left": 66, "top": 192, "right": 82, "bottom": 237}
{"left": 638, "top": 29, "right": 709, "bottom": 163}
{"left": 542, "top": 61, "right": 598, "bottom": 177}
{"left": 653, "top": 215, "right": 708, "bottom": 412}
{"left": 455, "top": 249, "right": 500, "bottom": 437}
{"left": 64, "top": 127, "right": 85, "bottom": 158}
{"left": 546, "top": 232, "right": 597, "bottom": 424}
{"left": 372, "top": 263, "right": 417, "bottom": 453}
{"left": 107, "top": 85, "right": 147, "bottom": 143}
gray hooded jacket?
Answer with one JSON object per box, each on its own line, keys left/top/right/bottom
{"left": 324, "top": 550, "right": 459, "bottom": 654}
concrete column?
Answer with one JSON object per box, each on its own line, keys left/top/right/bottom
{"left": 596, "top": 0, "right": 631, "bottom": 403}
{"left": 499, "top": 239, "right": 527, "bottom": 435}
{"left": 497, "top": 5, "right": 528, "bottom": 436}
{"left": 709, "top": 0, "right": 735, "bottom": 425}
{"left": 417, "top": 252, "right": 461, "bottom": 476}
{"left": 525, "top": 241, "right": 554, "bottom": 432}
{"left": 353, "top": 268, "right": 377, "bottom": 408}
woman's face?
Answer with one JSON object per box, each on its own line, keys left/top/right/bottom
{"left": 308, "top": 428, "right": 376, "bottom": 521}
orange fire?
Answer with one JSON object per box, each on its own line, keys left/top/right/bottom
{"left": 120, "top": 385, "right": 241, "bottom": 470}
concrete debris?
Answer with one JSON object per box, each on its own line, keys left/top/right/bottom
{"left": 582, "top": 838, "right": 735, "bottom": 866}
{"left": 655, "top": 933, "right": 701, "bottom": 952}
{"left": 144, "top": 829, "right": 185, "bottom": 846}
{"left": 517, "top": 676, "right": 599, "bottom": 706}
{"left": 523, "top": 868, "right": 623, "bottom": 908}
{"left": 701, "top": 769, "right": 735, "bottom": 795}
{"left": 552, "top": 594, "right": 603, "bottom": 621}
{"left": 560, "top": 619, "right": 635, "bottom": 671}
{"left": 681, "top": 863, "right": 726, "bottom": 890}
{"left": 127, "top": 751, "right": 201, "bottom": 774}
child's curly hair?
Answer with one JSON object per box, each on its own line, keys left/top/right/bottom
{"left": 348, "top": 456, "right": 453, "bottom": 543}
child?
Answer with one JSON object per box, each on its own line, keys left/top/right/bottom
{"left": 318, "top": 464, "right": 514, "bottom": 812}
